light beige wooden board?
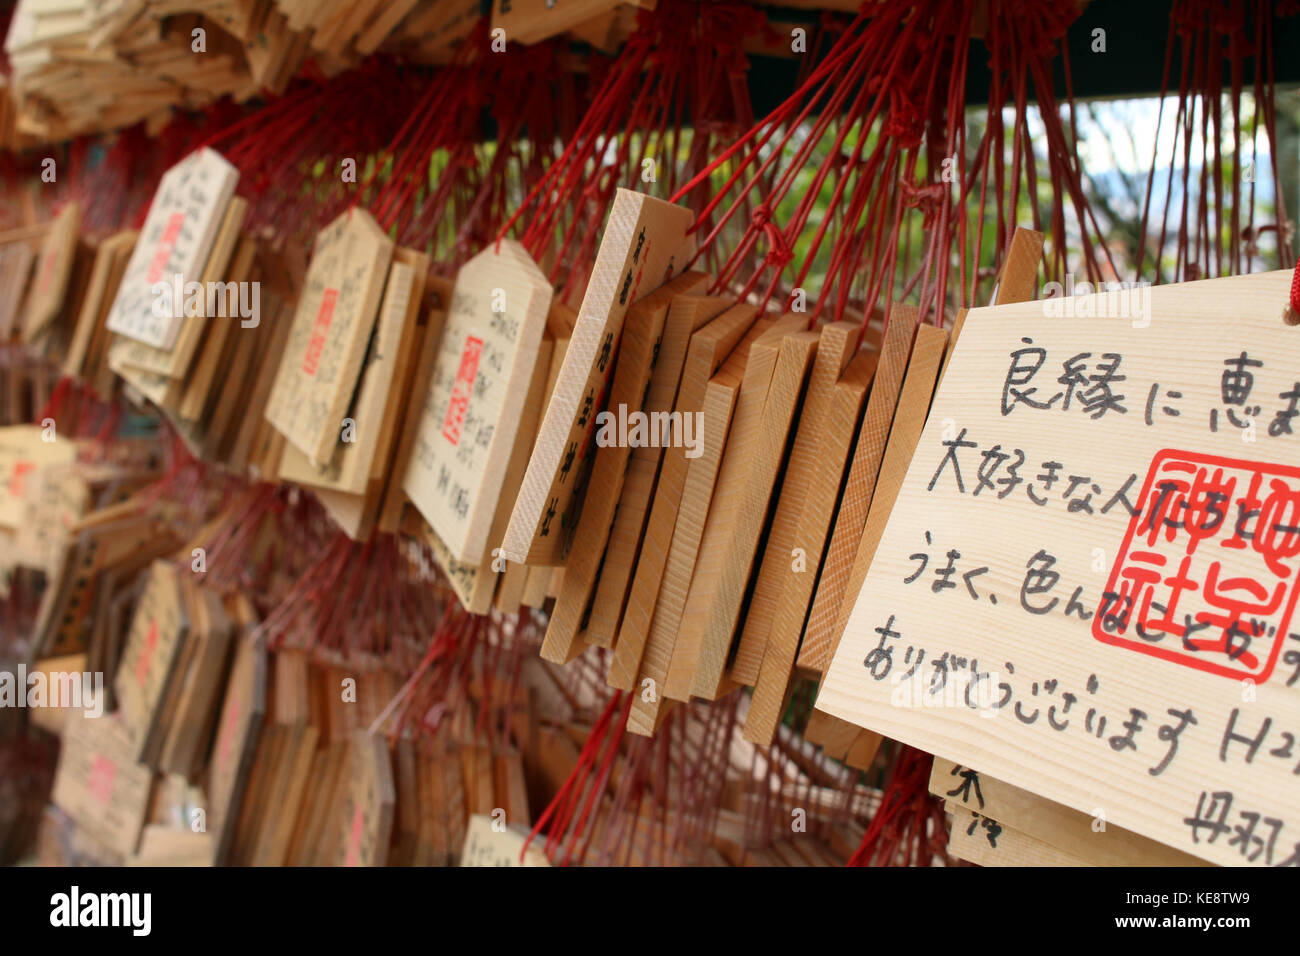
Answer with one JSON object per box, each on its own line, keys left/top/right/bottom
{"left": 931, "top": 760, "right": 1207, "bottom": 867}
{"left": 228, "top": 296, "right": 295, "bottom": 474}
{"left": 745, "top": 347, "right": 878, "bottom": 744}
{"left": 113, "top": 560, "right": 189, "bottom": 764}
{"left": 264, "top": 207, "right": 394, "bottom": 465}
{"left": 50, "top": 710, "right": 153, "bottom": 860}
{"left": 494, "top": 550, "right": 531, "bottom": 614}
{"left": 541, "top": 271, "right": 708, "bottom": 663}
{"left": 403, "top": 239, "right": 552, "bottom": 563}
{"left": 521, "top": 565, "right": 557, "bottom": 608}
{"left": 624, "top": 319, "right": 773, "bottom": 734}
{"left": 179, "top": 235, "right": 257, "bottom": 422}
{"left": 988, "top": 226, "right": 1044, "bottom": 310}
{"left": 0, "top": 423, "right": 77, "bottom": 530}
{"left": 57, "top": 239, "right": 98, "bottom": 358}
{"left": 503, "top": 188, "right": 696, "bottom": 565}
{"left": 159, "top": 582, "right": 233, "bottom": 778}
{"left": 499, "top": 338, "right": 569, "bottom": 613}
{"left": 198, "top": 298, "right": 266, "bottom": 460}
{"left": 334, "top": 731, "right": 396, "bottom": 867}
{"left": 731, "top": 321, "right": 859, "bottom": 685}
{"left": 521, "top": 336, "right": 572, "bottom": 608}
{"left": 844, "top": 728, "right": 884, "bottom": 769}
{"left": 252, "top": 653, "right": 317, "bottom": 866}
{"left": 633, "top": 314, "right": 800, "bottom": 710}
{"left": 668, "top": 325, "right": 818, "bottom": 703}
{"left": 110, "top": 358, "right": 180, "bottom": 413}
{"left": 421, "top": 337, "right": 554, "bottom": 614}
{"left": 800, "top": 305, "right": 920, "bottom": 671}
{"left": 460, "top": 813, "right": 551, "bottom": 866}
{"left": 24, "top": 652, "right": 88, "bottom": 736}
{"left": 376, "top": 303, "right": 448, "bottom": 535}
{"left": 313, "top": 252, "right": 429, "bottom": 538}
{"left": 803, "top": 322, "right": 948, "bottom": 755}
{"left": 12, "top": 463, "right": 87, "bottom": 575}
{"left": 63, "top": 230, "right": 136, "bottom": 379}
{"left": 818, "top": 323, "right": 949, "bottom": 666}
{"left": 585, "top": 285, "right": 725, "bottom": 646}
{"left": 105, "top": 147, "right": 238, "bottom": 350}
{"left": 606, "top": 297, "right": 747, "bottom": 690}
{"left": 0, "top": 241, "right": 36, "bottom": 341}
{"left": 405, "top": 0, "right": 481, "bottom": 54}
{"left": 106, "top": 195, "right": 247, "bottom": 378}
{"left": 280, "top": 260, "right": 416, "bottom": 495}
{"left": 818, "top": 269, "right": 1300, "bottom": 867}
{"left": 208, "top": 635, "right": 266, "bottom": 865}
{"left": 415, "top": 511, "right": 481, "bottom": 611}
{"left": 21, "top": 199, "right": 80, "bottom": 341}
{"left": 945, "top": 801, "right": 1095, "bottom": 866}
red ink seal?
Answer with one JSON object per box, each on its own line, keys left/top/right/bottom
{"left": 301, "top": 288, "right": 339, "bottom": 376}
{"left": 441, "top": 335, "right": 483, "bottom": 446}
{"left": 1094, "top": 449, "right": 1300, "bottom": 682}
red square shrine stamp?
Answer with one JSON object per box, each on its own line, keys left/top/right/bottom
{"left": 1094, "top": 449, "right": 1300, "bottom": 682}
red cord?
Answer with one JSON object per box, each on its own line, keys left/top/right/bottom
{"left": 1287, "top": 254, "right": 1300, "bottom": 321}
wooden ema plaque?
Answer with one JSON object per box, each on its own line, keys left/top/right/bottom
{"left": 265, "top": 206, "right": 395, "bottom": 466}
{"left": 106, "top": 196, "right": 247, "bottom": 379}
{"left": 583, "top": 293, "right": 736, "bottom": 645}
{"left": 0, "top": 424, "right": 77, "bottom": 531}
{"left": 334, "top": 731, "right": 396, "bottom": 867}
{"left": 0, "top": 240, "right": 36, "bottom": 342}
{"left": 930, "top": 759, "right": 1206, "bottom": 867}
{"left": 403, "top": 239, "right": 553, "bottom": 564}
{"left": 799, "top": 306, "right": 921, "bottom": 671}
{"left": 113, "top": 560, "right": 189, "bottom": 764}
{"left": 12, "top": 458, "right": 87, "bottom": 575}
{"left": 63, "top": 230, "right": 138, "bottom": 380}
{"left": 51, "top": 710, "right": 153, "bottom": 860}
{"left": 541, "top": 270, "right": 709, "bottom": 664}
{"left": 818, "top": 269, "right": 1300, "bottom": 867}
{"left": 664, "top": 321, "right": 819, "bottom": 706}
{"left": 280, "top": 256, "right": 419, "bottom": 496}
{"left": 21, "top": 199, "right": 81, "bottom": 342}
{"left": 606, "top": 300, "right": 759, "bottom": 692}
{"left": 208, "top": 635, "right": 267, "bottom": 866}
{"left": 460, "top": 813, "right": 551, "bottom": 866}
{"left": 416, "top": 333, "right": 556, "bottom": 614}
{"left": 503, "top": 188, "right": 696, "bottom": 565}
{"left": 311, "top": 249, "right": 431, "bottom": 540}
{"left": 105, "top": 147, "right": 238, "bottom": 351}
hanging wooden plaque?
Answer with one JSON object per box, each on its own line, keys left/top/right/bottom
{"left": 113, "top": 560, "right": 189, "bottom": 764}
{"left": 403, "top": 239, "right": 552, "bottom": 564}
{"left": 264, "top": 207, "right": 394, "bottom": 465}
{"left": 50, "top": 710, "right": 153, "bottom": 860}
{"left": 208, "top": 634, "right": 267, "bottom": 866}
{"left": 104, "top": 147, "right": 238, "bottom": 350}
{"left": 504, "top": 188, "right": 695, "bottom": 565}
{"left": 818, "top": 270, "right": 1300, "bottom": 867}
{"left": 0, "top": 424, "right": 77, "bottom": 531}
{"left": 334, "top": 731, "right": 396, "bottom": 867}
{"left": 459, "top": 812, "right": 552, "bottom": 866}
{"left": 280, "top": 258, "right": 418, "bottom": 495}
{"left": 21, "top": 200, "right": 81, "bottom": 341}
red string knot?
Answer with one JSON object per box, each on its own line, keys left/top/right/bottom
{"left": 900, "top": 180, "right": 946, "bottom": 227}
{"left": 1284, "top": 254, "right": 1300, "bottom": 326}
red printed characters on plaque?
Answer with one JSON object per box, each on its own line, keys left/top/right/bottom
{"left": 1095, "top": 449, "right": 1300, "bottom": 682}
{"left": 301, "top": 288, "right": 339, "bottom": 376}
{"left": 441, "top": 335, "right": 484, "bottom": 446}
